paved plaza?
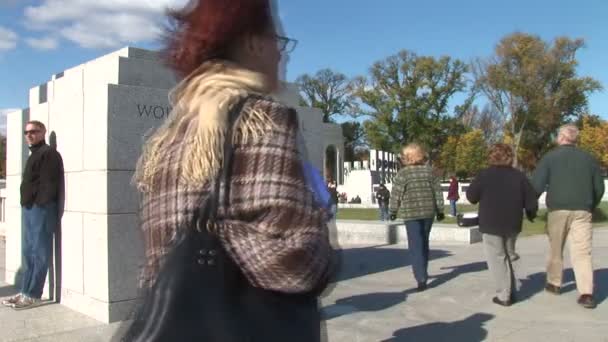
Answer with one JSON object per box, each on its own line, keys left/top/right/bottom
{"left": 1, "top": 227, "right": 608, "bottom": 342}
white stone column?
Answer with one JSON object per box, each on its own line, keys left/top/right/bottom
{"left": 4, "top": 109, "right": 30, "bottom": 285}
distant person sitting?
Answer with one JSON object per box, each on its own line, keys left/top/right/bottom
{"left": 352, "top": 195, "right": 362, "bottom": 204}
{"left": 376, "top": 184, "right": 391, "bottom": 221}
{"left": 466, "top": 144, "right": 538, "bottom": 307}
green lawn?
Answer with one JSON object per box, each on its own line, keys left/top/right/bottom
{"left": 336, "top": 202, "right": 608, "bottom": 237}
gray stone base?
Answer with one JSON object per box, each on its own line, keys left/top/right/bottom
{"left": 334, "top": 220, "right": 481, "bottom": 246}
{"left": 61, "top": 288, "right": 136, "bottom": 323}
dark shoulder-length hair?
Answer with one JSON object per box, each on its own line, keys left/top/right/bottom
{"left": 162, "top": 0, "right": 274, "bottom": 78}
{"left": 488, "top": 143, "right": 514, "bottom": 167}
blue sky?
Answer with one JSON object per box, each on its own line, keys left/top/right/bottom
{"left": 1, "top": 0, "right": 607, "bottom": 130}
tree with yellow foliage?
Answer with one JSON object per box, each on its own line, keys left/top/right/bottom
{"left": 455, "top": 130, "right": 488, "bottom": 177}
{"left": 579, "top": 115, "right": 608, "bottom": 169}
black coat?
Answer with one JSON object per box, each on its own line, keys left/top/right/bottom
{"left": 466, "top": 166, "right": 538, "bottom": 236}
{"left": 376, "top": 188, "right": 390, "bottom": 206}
{"left": 20, "top": 142, "right": 64, "bottom": 208}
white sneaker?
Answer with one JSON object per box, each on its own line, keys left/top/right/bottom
{"left": 11, "top": 295, "right": 41, "bottom": 310}
{"left": 1, "top": 293, "right": 23, "bottom": 307}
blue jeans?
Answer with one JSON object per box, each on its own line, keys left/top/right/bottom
{"left": 379, "top": 205, "right": 390, "bottom": 221}
{"left": 450, "top": 200, "right": 457, "bottom": 216}
{"left": 21, "top": 203, "right": 57, "bottom": 299}
{"left": 405, "top": 218, "right": 434, "bottom": 285}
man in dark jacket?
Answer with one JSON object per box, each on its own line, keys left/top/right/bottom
{"left": 376, "top": 184, "right": 391, "bottom": 221}
{"left": 2, "top": 120, "right": 64, "bottom": 310}
{"left": 532, "top": 124, "right": 605, "bottom": 309}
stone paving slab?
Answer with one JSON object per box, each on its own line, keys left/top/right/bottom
{"left": 1, "top": 229, "right": 608, "bottom": 341}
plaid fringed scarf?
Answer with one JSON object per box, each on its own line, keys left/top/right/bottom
{"left": 138, "top": 63, "right": 332, "bottom": 293}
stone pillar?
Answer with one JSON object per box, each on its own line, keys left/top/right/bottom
{"left": 4, "top": 109, "right": 30, "bottom": 287}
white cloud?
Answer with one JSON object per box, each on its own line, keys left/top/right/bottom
{"left": 25, "top": 36, "right": 59, "bottom": 50}
{"left": 0, "top": 108, "right": 21, "bottom": 136}
{"left": 23, "top": 0, "right": 189, "bottom": 49}
{"left": 0, "top": 26, "right": 18, "bottom": 52}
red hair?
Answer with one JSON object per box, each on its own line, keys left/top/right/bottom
{"left": 163, "top": 0, "right": 274, "bottom": 78}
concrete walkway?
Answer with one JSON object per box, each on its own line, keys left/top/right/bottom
{"left": 2, "top": 228, "right": 608, "bottom": 341}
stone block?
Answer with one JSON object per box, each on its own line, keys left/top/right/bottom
{"left": 107, "top": 214, "right": 144, "bottom": 302}
{"left": 107, "top": 171, "right": 138, "bottom": 214}
{"left": 80, "top": 171, "right": 108, "bottom": 214}
{"left": 5, "top": 174, "right": 22, "bottom": 207}
{"left": 60, "top": 212, "right": 84, "bottom": 293}
{"left": 118, "top": 56, "right": 176, "bottom": 90}
{"left": 107, "top": 84, "right": 171, "bottom": 171}
{"left": 61, "top": 288, "right": 110, "bottom": 323}
{"left": 126, "top": 47, "right": 162, "bottom": 61}
{"left": 82, "top": 55, "right": 120, "bottom": 171}
{"left": 28, "top": 101, "right": 49, "bottom": 130}
{"left": 6, "top": 109, "right": 29, "bottom": 177}
{"left": 430, "top": 224, "right": 482, "bottom": 244}
{"left": 49, "top": 69, "right": 84, "bottom": 172}
{"left": 82, "top": 213, "right": 109, "bottom": 302}
{"left": 109, "top": 299, "right": 137, "bottom": 323}
{"left": 63, "top": 171, "right": 108, "bottom": 214}
{"left": 62, "top": 172, "right": 85, "bottom": 213}
{"left": 334, "top": 220, "right": 481, "bottom": 246}
{"left": 4, "top": 206, "right": 23, "bottom": 281}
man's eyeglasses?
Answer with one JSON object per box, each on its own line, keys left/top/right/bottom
{"left": 24, "top": 129, "right": 40, "bottom": 136}
{"left": 275, "top": 35, "right": 297, "bottom": 53}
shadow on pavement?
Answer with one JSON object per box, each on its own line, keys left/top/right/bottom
{"left": 334, "top": 247, "right": 452, "bottom": 282}
{"left": 0, "top": 284, "right": 18, "bottom": 298}
{"left": 428, "top": 261, "right": 488, "bottom": 289}
{"left": 562, "top": 267, "right": 608, "bottom": 304}
{"left": 518, "top": 268, "right": 608, "bottom": 304}
{"left": 381, "top": 313, "right": 494, "bottom": 342}
{"left": 322, "top": 288, "right": 417, "bottom": 320}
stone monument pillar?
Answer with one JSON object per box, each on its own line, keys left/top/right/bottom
{"left": 4, "top": 47, "right": 344, "bottom": 323}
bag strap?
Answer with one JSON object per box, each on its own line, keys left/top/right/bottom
{"left": 195, "top": 96, "right": 249, "bottom": 232}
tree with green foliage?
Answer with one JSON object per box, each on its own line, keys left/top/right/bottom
{"left": 455, "top": 130, "right": 487, "bottom": 177}
{"left": 296, "top": 69, "right": 357, "bottom": 123}
{"left": 473, "top": 32, "right": 602, "bottom": 168}
{"left": 340, "top": 121, "right": 367, "bottom": 162}
{"left": 439, "top": 135, "right": 460, "bottom": 175}
{"left": 353, "top": 50, "right": 468, "bottom": 160}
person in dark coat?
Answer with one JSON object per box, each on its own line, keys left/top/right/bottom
{"left": 376, "top": 184, "right": 391, "bottom": 221}
{"left": 466, "top": 144, "right": 538, "bottom": 306}
{"left": 2, "top": 120, "right": 64, "bottom": 310}
{"left": 447, "top": 175, "right": 459, "bottom": 216}
{"left": 327, "top": 180, "right": 339, "bottom": 217}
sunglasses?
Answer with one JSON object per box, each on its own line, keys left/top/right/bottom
{"left": 275, "top": 35, "right": 298, "bottom": 53}
{"left": 24, "top": 129, "right": 41, "bottom": 136}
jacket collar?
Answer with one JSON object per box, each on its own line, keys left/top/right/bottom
{"left": 28, "top": 141, "right": 46, "bottom": 152}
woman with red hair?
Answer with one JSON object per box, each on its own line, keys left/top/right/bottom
{"left": 123, "top": 1, "right": 332, "bottom": 340}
